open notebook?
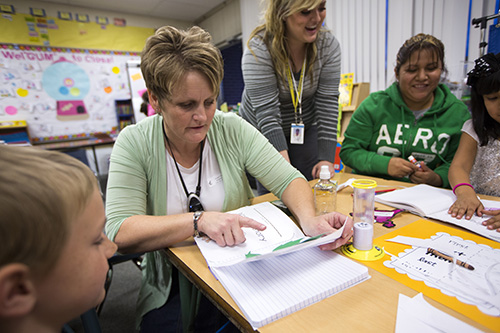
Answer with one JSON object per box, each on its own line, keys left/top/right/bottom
{"left": 195, "top": 202, "right": 370, "bottom": 329}
{"left": 375, "top": 184, "right": 500, "bottom": 243}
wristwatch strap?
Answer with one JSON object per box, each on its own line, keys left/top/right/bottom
{"left": 193, "top": 211, "right": 205, "bottom": 237}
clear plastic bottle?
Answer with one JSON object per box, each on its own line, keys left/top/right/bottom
{"left": 314, "top": 165, "right": 337, "bottom": 215}
{"left": 352, "top": 179, "right": 377, "bottom": 250}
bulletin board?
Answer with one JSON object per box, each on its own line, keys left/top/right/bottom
{"left": 0, "top": 44, "right": 141, "bottom": 142}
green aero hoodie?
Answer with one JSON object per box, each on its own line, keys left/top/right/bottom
{"left": 339, "top": 82, "right": 470, "bottom": 188}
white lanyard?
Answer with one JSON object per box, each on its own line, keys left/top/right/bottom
{"left": 287, "top": 58, "right": 306, "bottom": 124}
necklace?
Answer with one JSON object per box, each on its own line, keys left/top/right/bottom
{"left": 162, "top": 125, "right": 204, "bottom": 210}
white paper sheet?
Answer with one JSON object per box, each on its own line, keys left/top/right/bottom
{"left": 385, "top": 233, "right": 500, "bottom": 316}
{"left": 195, "top": 202, "right": 345, "bottom": 267}
{"left": 395, "top": 293, "right": 483, "bottom": 333}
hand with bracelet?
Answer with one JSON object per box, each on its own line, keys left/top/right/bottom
{"left": 447, "top": 52, "right": 500, "bottom": 233}
{"left": 448, "top": 182, "right": 484, "bottom": 220}
{"left": 449, "top": 184, "right": 500, "bottom": 232}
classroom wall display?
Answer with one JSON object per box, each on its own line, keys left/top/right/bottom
{"left": 0, "top": 12, "right": 153, "bottom": 51}
{"left": 0, "top": 43, "right": 141, "bottom": 142}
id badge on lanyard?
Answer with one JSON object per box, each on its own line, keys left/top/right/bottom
{"left": 287, "top": 59, "right": 306, "bottom": 145}
{"left": 290, "top": 122, "right": 304, "bottom": 144}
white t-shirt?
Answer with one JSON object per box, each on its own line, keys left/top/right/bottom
{"left": 461, "top": 119, "right": 479, "bottom": 142}
{"left": 460, "top": 119, "right": 500, "bottom": 197}
{"left": 166, "top": 139, "right": 225, "bottom": 215}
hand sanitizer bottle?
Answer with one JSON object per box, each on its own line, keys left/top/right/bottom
{"left": 314, "top": 165, "right": 337, "bottom": 215}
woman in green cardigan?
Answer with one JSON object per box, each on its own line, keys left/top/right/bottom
{"left": 105, "top": 25, "right": 353, "bottom": 332}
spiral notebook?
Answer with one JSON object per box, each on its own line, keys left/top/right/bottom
{"left": 212, "top": 247, "right": 370, "bottom": 329}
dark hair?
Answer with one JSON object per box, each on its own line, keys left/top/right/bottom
{"left": 140, "top": 91, "right": 149, "bottom": 116}
{"left": 467, "top": 53, "right": 500, "bottom": 146}
{"left": 395, "top": 33, "right": 447, "bottom": 77}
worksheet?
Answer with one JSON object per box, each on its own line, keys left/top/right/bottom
{"left": 385, "top": 233, "right": 500, "bottom": 316}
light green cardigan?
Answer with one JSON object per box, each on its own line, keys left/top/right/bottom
{"left": 105, "top": 111, "right": 304, "bottom": 330}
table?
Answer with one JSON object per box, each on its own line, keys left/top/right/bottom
{"left": 165, "top": 173, "right": 497, "bottom": 332}
{"left": 35, "top": 133, "right": 115, "bottom": 178}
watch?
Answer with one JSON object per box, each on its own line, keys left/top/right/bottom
{"left": 193, "top": 211, "right": 205, "bottom": 237}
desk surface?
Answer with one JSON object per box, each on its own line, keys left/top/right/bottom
{"left": 34, "top": 133, "right": 115, "bottom": 151}
{"left": 165, "top": 173, "right": 497, "bottom": 332}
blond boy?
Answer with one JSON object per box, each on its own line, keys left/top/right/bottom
{"left": 0, "top": 145, "right": 117, "bottom": 332}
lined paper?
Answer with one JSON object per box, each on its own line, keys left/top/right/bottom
{"left": 213, "top": 247, "right": 370, "bottom": 328}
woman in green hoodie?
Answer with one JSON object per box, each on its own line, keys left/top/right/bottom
{"left": 340, "top": 34, "right": 470, "bottom": 188}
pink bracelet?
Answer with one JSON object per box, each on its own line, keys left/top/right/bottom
{"left": 452, "top": 183, "right": 474, "bottom": 195}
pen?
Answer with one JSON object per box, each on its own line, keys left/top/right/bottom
{"left": 408, "top": 155, "right": 422, "bottom": 168}
{"left": 426, "top": 248, "right": 475, "bottom": 271}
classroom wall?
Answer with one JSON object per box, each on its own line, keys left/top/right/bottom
{"left": 5, "top": 0, "right": 498, "bottom": 174}
{"left": 14, "top": 0, "right": 192, "bottom": 31}
{"left": 330, "top": 0, "right": 499, "bottom": 92}
{"left": 240, "top": 0, "right": 267, "bottom": 52}
{"left": 0, "top": 1, "right": 192, "bottom": 175}
{"left": 238, "top": 0, "right": 499, "bottom": 94}
{"left": 196, "top": 0, "right": 242, "bottom": 48}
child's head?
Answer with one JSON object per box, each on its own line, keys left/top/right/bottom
{"left": 0, "top": 145, "right": 117, "bottom": 332}
{"left": 467, "top": 52, "right": 500, "bottom": 145}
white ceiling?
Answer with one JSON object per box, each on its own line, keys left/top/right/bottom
{"left": 36, "top": 0, "right": 228, "bottom": 22}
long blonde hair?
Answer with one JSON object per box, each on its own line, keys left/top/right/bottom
{"left": 248, "top": 0, "right": 325, "bottom": 85}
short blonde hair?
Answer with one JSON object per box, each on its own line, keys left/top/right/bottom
{"left": 140, "top": 26, "right": 224, "bottom": 104}
{"left": 0, "top": 145, "right": 97, "bottom": 275}
{"left": 249, "top": 0, "right": 325, "bottom": 84}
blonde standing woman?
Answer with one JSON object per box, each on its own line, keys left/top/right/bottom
{"left": 239, "top": 0, "right": 341, "bottom": 193}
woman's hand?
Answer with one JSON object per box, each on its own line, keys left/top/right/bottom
{"left": 387, "top": 157, "right": 420, "bottom": 178}
{"left": 312, "top": 160, "right": 335, "bottom": 179}
{"left": 197, "top": 212, "right": 266, "bottom": 247}
{"left": 448, "top": 190, "right": 483, "bottom": 220}
{"left": 409, "top": 162, "right": 442, "bottom": 186}
{"left": 482, "top": 209, "right": 500, "bottom": 232}
{"left": 300, "top": 212, "right": 353, "bottom": 251}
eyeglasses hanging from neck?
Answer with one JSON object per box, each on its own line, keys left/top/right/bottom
{"left": 162, "top": 125, "right": 205, "bottom": 212}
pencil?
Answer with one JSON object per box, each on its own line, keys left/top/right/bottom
{"left": 426, "top": 248, "right": 475, "bottom": 271}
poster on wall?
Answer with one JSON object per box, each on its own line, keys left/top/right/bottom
{"left": 126, "top": 60, "right": 147, "bottom": 124}
{"left": 0, "top": 44, "right": 140, "bottom": 142}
